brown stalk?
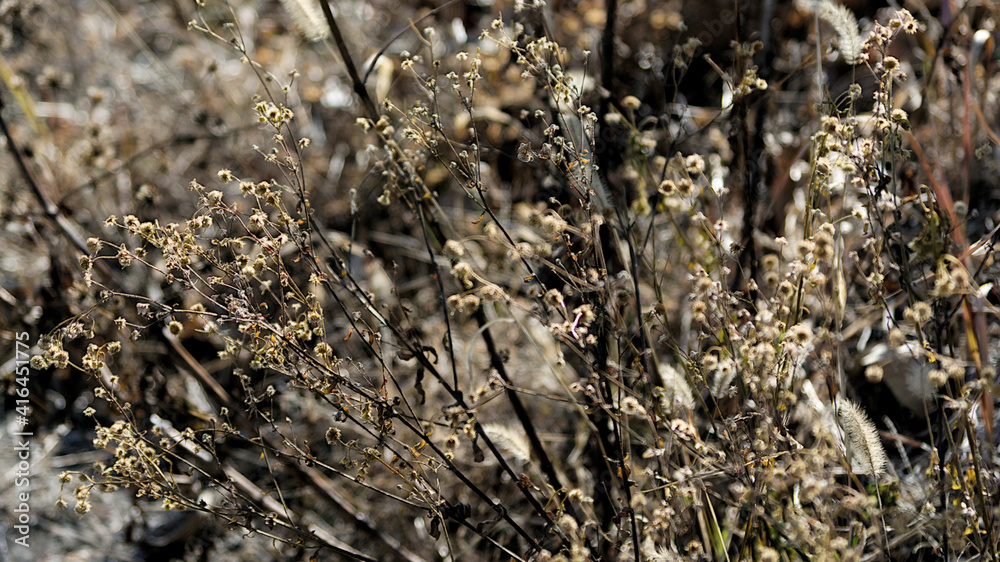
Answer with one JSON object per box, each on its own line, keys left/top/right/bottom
{"left": 0, "top": 92, "right": 94, "bottom": 260}
{"left": 319, "top": 0, "right": 379, "bottom": 121}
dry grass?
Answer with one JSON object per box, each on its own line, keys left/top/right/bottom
{"left": 2, "top": 1, "right": 1000, "bottom": 560}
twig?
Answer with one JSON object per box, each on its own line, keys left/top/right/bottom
{"left": 224, "top": 463, "right": 381, "bottom": 562}
{"left": 319, "top": 0, "right": 379, "bottom": 120}
{"left": 0, "top": 91, "right": 90, "bottom": 257}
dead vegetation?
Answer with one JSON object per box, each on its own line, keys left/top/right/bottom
{"left": 2, "top": 1, "right": 1000, "bottom": 560}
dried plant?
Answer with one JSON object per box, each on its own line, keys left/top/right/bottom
{"left": 838, "top": 399, "right": 889, "bottom": 478}
{"left": 2, "top": 1, "right": 999, "bottom": 561}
